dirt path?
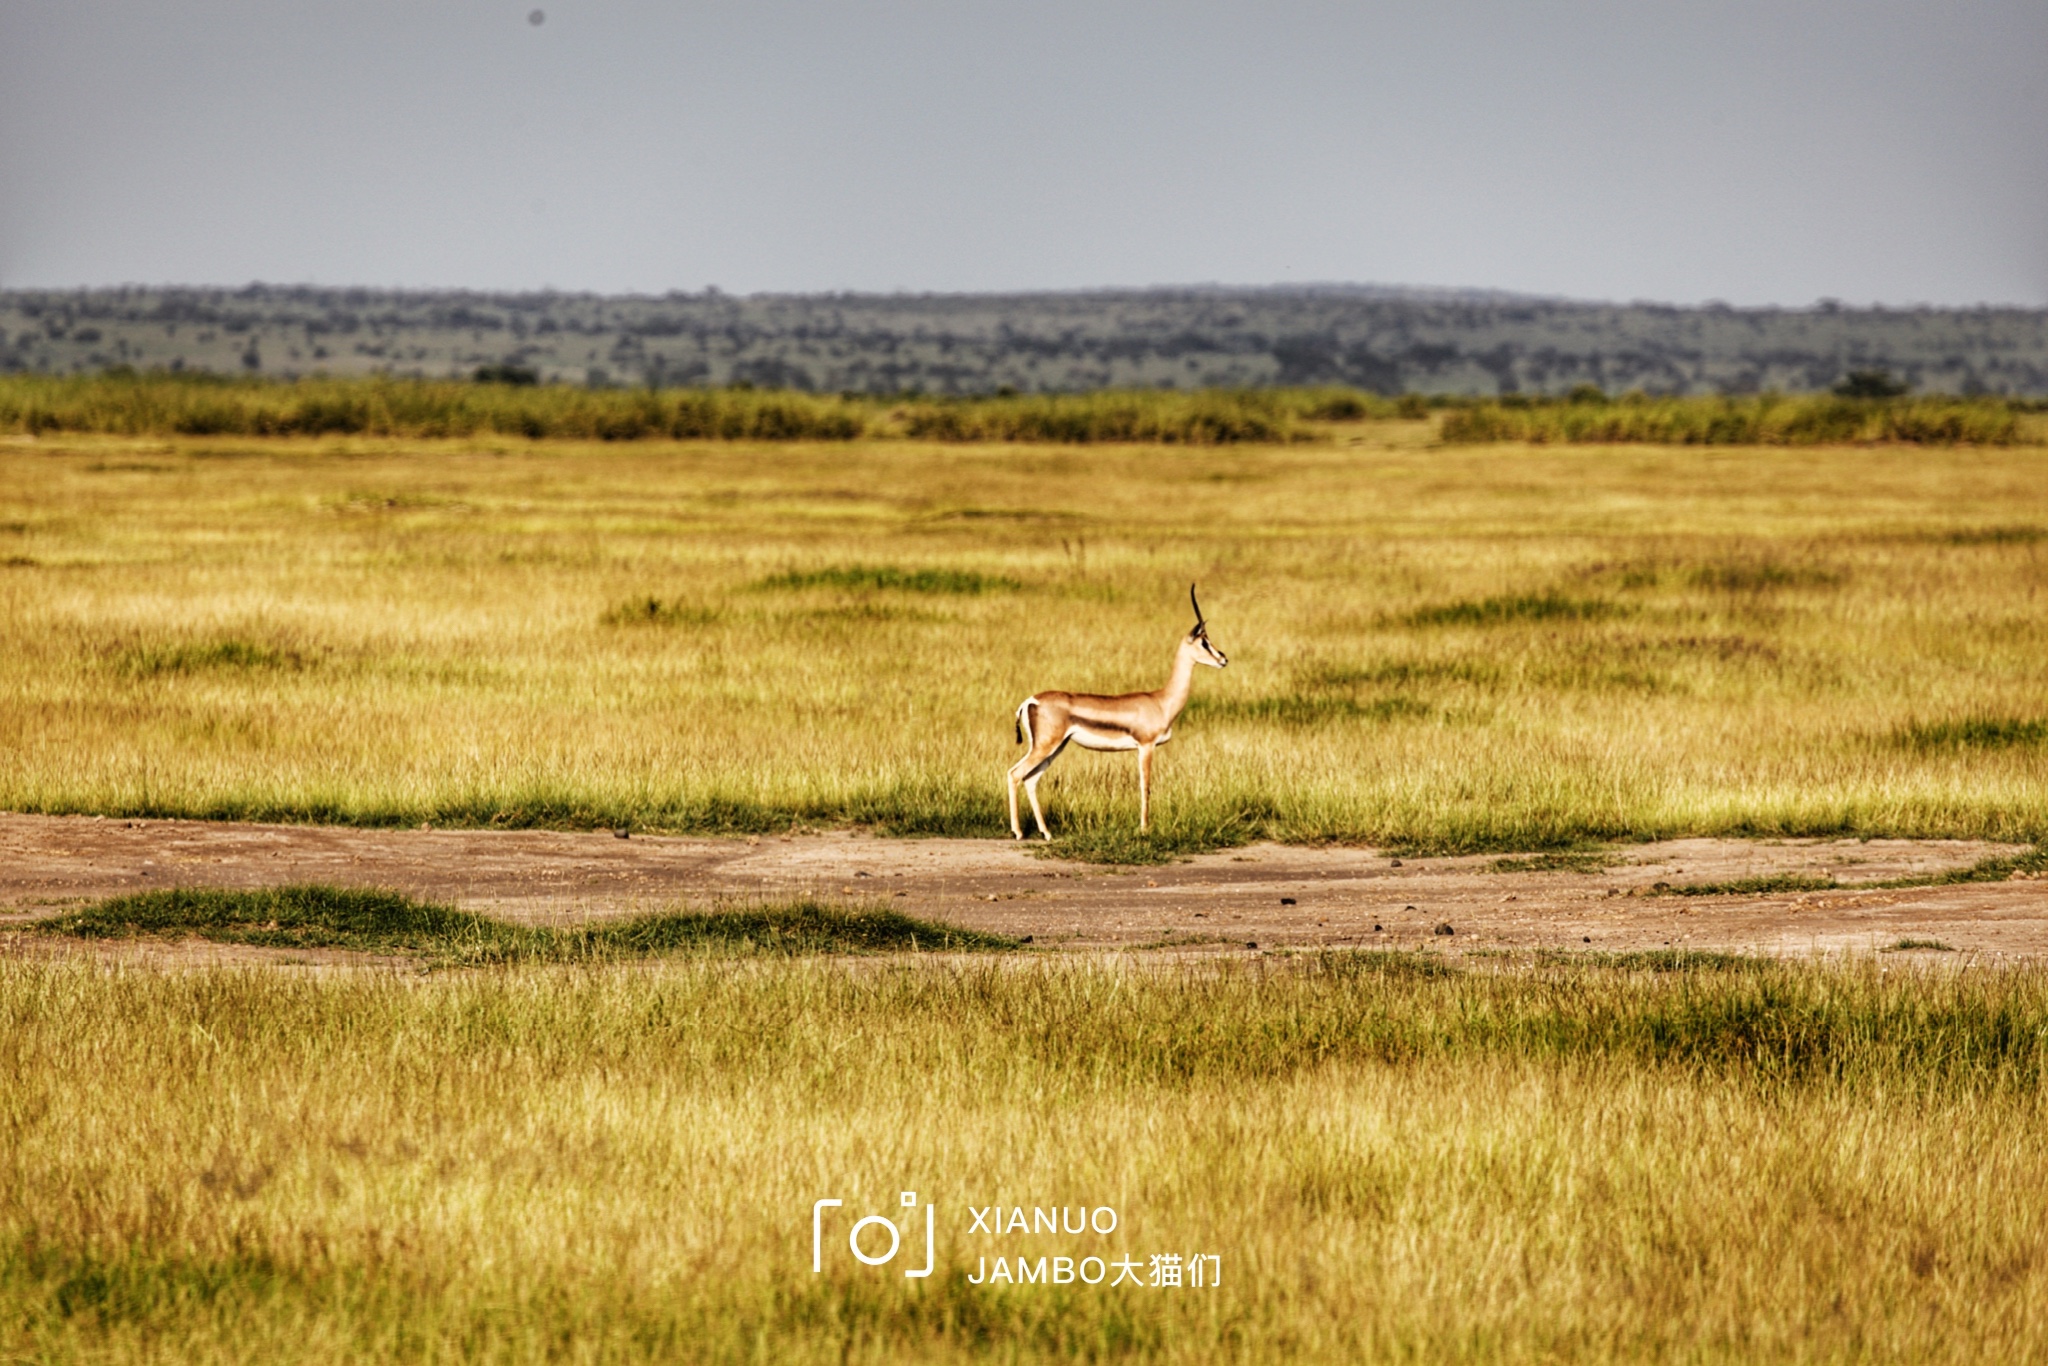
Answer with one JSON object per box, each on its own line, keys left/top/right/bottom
{"left": 2, "top": 813, "right": 2044, "bottom": 961}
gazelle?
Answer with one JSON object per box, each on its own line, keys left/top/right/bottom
{"left": 1008, "top": 585, "right": 1228, "bottom": 840}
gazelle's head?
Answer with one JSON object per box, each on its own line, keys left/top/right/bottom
{"left": 1184, "top": 584, "right": 1228, "bottom": 668}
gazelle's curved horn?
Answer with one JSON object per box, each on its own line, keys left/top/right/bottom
{"left": 1190, "top": 583, "right": 1205, "bottom": 630}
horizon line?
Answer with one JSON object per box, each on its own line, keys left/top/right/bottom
{"left": 3, "top": 279, "right": 2044, "bottom": 315}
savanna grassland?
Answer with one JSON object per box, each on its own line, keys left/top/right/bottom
{"left": 7, "top": 400, "right": 2048, "bottom": 1364}
{"left": 5, "top": 953, "right": 2048, "bottom": 1363}
{"left": 1, "top": 408, "right": 2046, "bottom": 857}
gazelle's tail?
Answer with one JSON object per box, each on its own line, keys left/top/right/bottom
{"left": 1014, "top": 696, "right": 1038, "bottom": 745}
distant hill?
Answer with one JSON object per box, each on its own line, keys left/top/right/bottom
{"left": 3, "top": 284, "right": 2044, "bottom": 395}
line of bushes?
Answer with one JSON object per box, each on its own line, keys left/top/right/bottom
{"left": 1439, "top": 392, "right": 2024, "bottom": 445}
{"left": 892, "top": 389, "right": 1306, "bottom": 443}
{"left": 0, "top": 373, "right": 1364, "bottom": 445}
{"left": 4, "top": 373, "right": 2030, "bottom": 446}
{"left": 0, "top": 373, "right": 871, "bottom": 442}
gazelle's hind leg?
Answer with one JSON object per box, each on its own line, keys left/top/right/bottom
{"left": 1023, "top": 772, "right": 1053, "bottom": 840}
{"left": 1007, "top": 734, "right": 1068, "bottom": 840}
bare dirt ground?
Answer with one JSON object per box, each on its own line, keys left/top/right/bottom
{"left": 2, "top": 813, "right": 2045, "bottom": 963}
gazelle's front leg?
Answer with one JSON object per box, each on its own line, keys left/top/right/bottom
{"left": 1137, "top": 743, "right": 1155, "bottom": 833}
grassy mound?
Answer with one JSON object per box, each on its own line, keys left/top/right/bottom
{"left": 34, "top": 885, "right": 1016, "bottom": 962}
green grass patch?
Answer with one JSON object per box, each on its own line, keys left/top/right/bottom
{"left": 1031, "top": 828, "right": 1213, "bottom": 866}
{"left": 756, "top": 565, "right": 1022, "bottom": 595}
{"left": 1029, "top": 801, "right": 1285, "bottom": 865}
{"left": 1404, "top": 594, "right": 1619, "bottom": 628}
{"left": 10, "top": 787, "right": 1019, "bottom": 842}
{"left": 1640, "top": 849, "right": 2048, "bottom": 896}
{"left": 1188, "top": 692, "right": 1430, "bottom": 726}
{"left": 1536, "top": 948, "right": 1767, "bottom": 972}
{"left": 1869, "top": 846, "right": 2048, "bottom": 888}
{"left": 1648, "top": 874, "right": 1839, "bottom": 897}
{"left": 1899, "top": 716, "right": 2048, "bottom": 750}
{"left": 34, "top": 885, "right": 1015, "bottom": 962}
{"left": 1488, "top": 851, "right": 1615, "bottom": 874}
{"left": 597, "top": 596, "right": 723, "bottom": 627}
{"left": 115, "top": 638, "right": 306, "bottom": 677}
{"left": 1688, "top": 558, "right": 1846, "bottom": 592}
{"left": 1883, "top": 938, "right": 1956, "bottom": 953}
{"left": 1131, "top": 931, "right": 1244, "bottom": 950}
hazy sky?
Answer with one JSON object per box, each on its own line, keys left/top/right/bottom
{"left": 2, "top": 1, "right": 2043, "bottom": 305}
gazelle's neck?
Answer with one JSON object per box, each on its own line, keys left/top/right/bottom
{"left": 1157, "top": 643, "right": 1199, "bottom": 721}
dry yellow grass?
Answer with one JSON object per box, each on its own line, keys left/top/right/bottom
{"left": 1, "top": 429, "right": 2044, "bottom": 856}
{"left": 10, "top": 427, "right": 2048, "bottom": 1363}
{"left": 4, "top": 953, "right": 2046, "bottom": 1363}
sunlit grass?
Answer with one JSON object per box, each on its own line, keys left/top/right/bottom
{"left": 1, "top": 433, "right": 2046, "bottom": 855}
{"left": 3, "top": 954, "right": 2047, "bottom": 1362}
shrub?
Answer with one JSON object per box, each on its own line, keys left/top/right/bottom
{"left": 1834, "top": 369, "right": 1910, "bottom": 399}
